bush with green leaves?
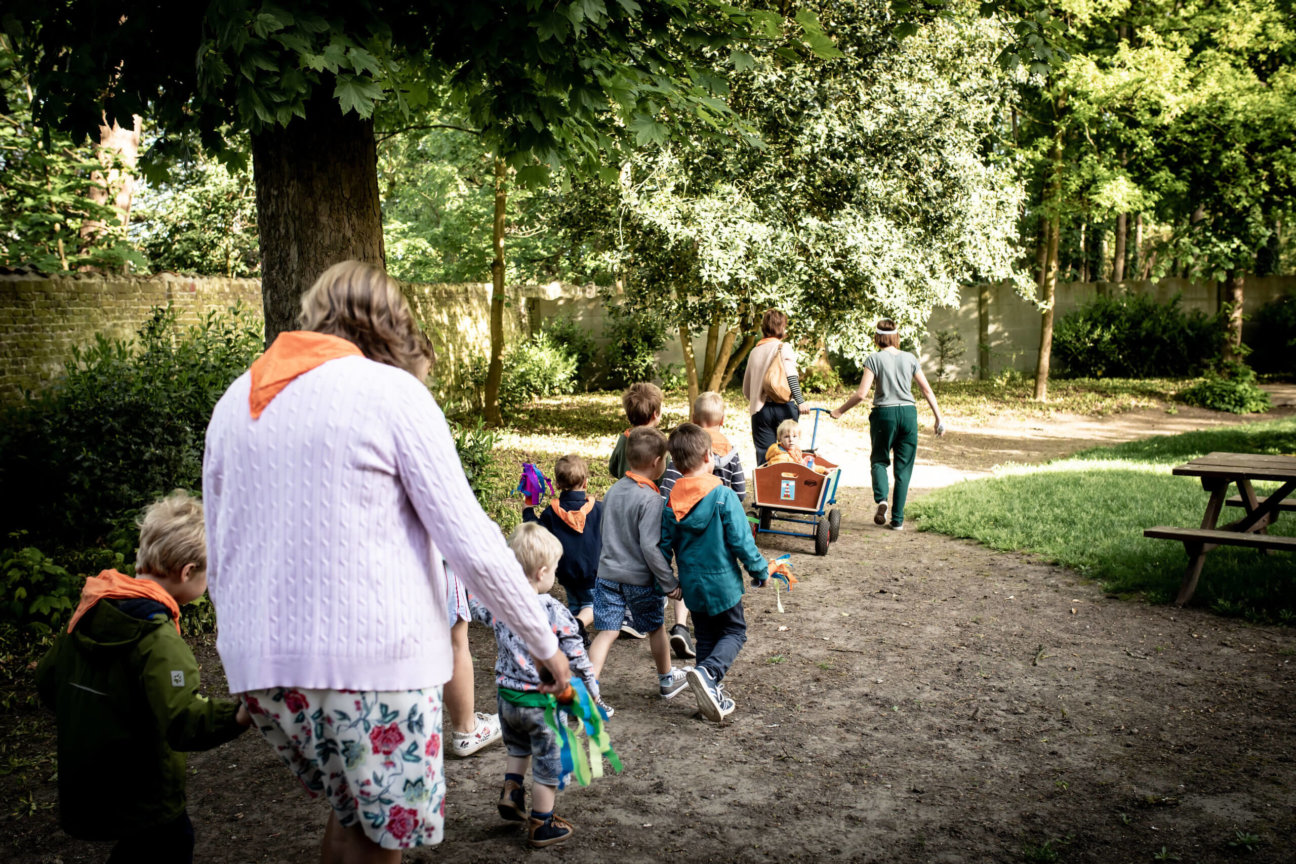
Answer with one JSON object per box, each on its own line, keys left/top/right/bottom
{"left": 0, "top": 304, "right": 262, "bottom": 551}
{"left": 1052, "top": 293, "right": 1223, "bottom": 379}
{"left": 0, "top": 543, "right": 78, "bottom": 638}
{"left": 498, "top": 332, "right": 579, "bottom": 409}
{"left": 604, "top": 304, "right": 667, "bottom": 390}
{"left": 799, "top": 363, "right": 843, "bottom": 393}
{"left": 538, "top": 315, "right": 599, "bottom": 387}
{"left": 1249, "top": 293, "right": 1296, "bottom": 377}
{"left": 1179, "top": 361, "right": 1273, "bottom": 414}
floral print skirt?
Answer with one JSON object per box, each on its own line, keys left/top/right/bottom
{"left": 243, "top": 685, "right": 445, "bottom": 849}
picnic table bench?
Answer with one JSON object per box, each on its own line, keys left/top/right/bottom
{"left": 1143, "top": 452, "right": 1296, "bottom": 605}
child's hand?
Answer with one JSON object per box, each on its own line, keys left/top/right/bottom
{"left": 535, "top": 650, "right": 572, "bottom": 696}
{"left": 751, "top": 576, "right": 769, "bottom": 588}
{"left": 666, "top": 587, "right": 682, "bottom": 601}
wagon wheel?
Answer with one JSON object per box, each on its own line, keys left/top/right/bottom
{"left": 814, "top": 516, "right": 830, "bottom": 556}
{"left": 828, "top": 507, "right": 842, "bottom": 543}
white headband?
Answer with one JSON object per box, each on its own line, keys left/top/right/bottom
{"left": 876, "top": 327, "right": 898, "bottom": 335}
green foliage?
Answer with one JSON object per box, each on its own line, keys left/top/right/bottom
{"left": 499, "top": 332, "right": 579, "bottom": 410}
{"left": 0, "top": 305, "right": 262, "bottom": 550}
{"left": 538, "top": 316, "right": 599, "bottom": 388}
{"left": 798, "top": 364, "right": 842, "bottom": 394}
{"left": 0, "top": 544, "right": 77, "bottom": 637}
{"left": 1178, "top": 362, "right": 1273, "bottom": 415}
{"left": 910, "top": 418, "right": 1296, "bottom": 623}
{"left": 1052, "top": 294, "right": 1223, "bottom": 379}
{"left": 131, "top": 147, "right": 260, "bottom": 276}
{"left": 0, "top": 39, "right": 142, "bottom": 272}
{"left": 449, "top": 417, "right": 509, "bottom": 528}
{"left": 931, "top": 328, "right": 967, "bottom": 382}
{"left": 603, "top": 304, "right": 668, "bottom": 390}
{"left": 1249, "top": 293, "right": 1296, "bottom": 377}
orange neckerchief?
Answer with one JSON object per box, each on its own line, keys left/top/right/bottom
{"left": 623, "top": 428, "right": 633, "bottom": 437}
{"left": 668, "top": 474, "right": 722, "bottom": 521}
{"left": 549, "top": 498, "right": 595, "bottom": 533}
{"left": 67, "top": 569, "right": 181, "bottom": 636}
{"left": 705, "top": 427, "right": 733, "bottom": 456}
{"left": 249, "top": 331, "right": 363, "bottom": 419}
{"left": 624, "top": 471, "right": 659, "bottom": 494}
{"left": 755, "top": 337, "right": 779, "bottom": 347}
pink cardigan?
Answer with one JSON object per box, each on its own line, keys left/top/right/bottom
{"left": 203, "top": 355, "right": 557, "bottom": 693}
{"left": 742, "top": 339, "right": 798, "bottom": 415}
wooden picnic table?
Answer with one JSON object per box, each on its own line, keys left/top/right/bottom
{"left": 1144, "top": 452, "right": 1296, "bottom": 605}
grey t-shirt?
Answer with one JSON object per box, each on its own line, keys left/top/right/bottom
{"left": 864, "top": 349, "right": 919, "bottom": 407}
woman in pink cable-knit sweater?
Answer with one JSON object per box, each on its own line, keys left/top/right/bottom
{"left": 203, "top": 261, "right": 571, "bottom": 864}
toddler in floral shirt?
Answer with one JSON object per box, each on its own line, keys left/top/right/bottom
{"left": 475, "top": 522, "right": 600, "bottom": 849}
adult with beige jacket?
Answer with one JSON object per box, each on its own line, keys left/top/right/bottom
{"left": 742, "top": 309, "right": 806, "bottom": 457}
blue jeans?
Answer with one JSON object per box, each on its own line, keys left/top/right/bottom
{"left": 692, "top": 601, "right": 747, "bottom": 681}
{"left": 497, "top": 696, "right": 565, "bottom": 787}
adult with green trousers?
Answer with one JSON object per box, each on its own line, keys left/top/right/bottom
{"left": 830, "top": 319, "right": 946, "bottom": 530}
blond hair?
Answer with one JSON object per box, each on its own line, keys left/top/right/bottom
{"left": 509, "top": 522, "right": 563, "bottom": 578}
{"left": 776, "top": 418, "right": 801, "bottom": 440}
{"left": 692, "top": 391, "right": 725, "bottom": 426}
{"left": 553, "top": 454, "right": 589, "bottom": 491}
{"left": 299, "top": 260, "right": 434, "bottom": 377}
{"left": 136, "top": 490, "right": 205, "bottom": 579}
{"left": 622, "top": 382, "right": 664, "bottom": 427}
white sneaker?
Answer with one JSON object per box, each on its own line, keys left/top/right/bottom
{"left": 874, "top": 501, "right": 889, "bottom": 525}
{"left": 450, "top": 712, "right": 502, "bottom": 758}
{"left": 659, "top": 667, "right": 689, "bottom": 699}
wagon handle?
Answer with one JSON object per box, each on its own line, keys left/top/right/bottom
{"left": 804, "top": 406, "right": 831, "bottom": 452}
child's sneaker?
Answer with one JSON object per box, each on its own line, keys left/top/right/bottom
{"left": 619, "top": 613, "right": 646, "bottom": 639}
{"left": 497, "top": 779, "right": 526, "bottom": 822}
{"left": 888, "top": 521, "right": 904, "bottom": 531}
{"left": 528, "top": 813, "right": 574, "bottom": 848}
{"left": 669, "top": 623, "right": 696, "bottom": 659}
{"left": 451, "top": 712, "right": 502, "bottom": 758}
{"left": 687, "top": 666, "right": 735, "bottom": 721}
{"left": 658, "top": 666, "right": 689, "bottom": 699}
{"left": 595, "top": 696, "right": 615, "bottom": 719}
{"left": 874, "top": 500, "right": 889, "bottom": 525}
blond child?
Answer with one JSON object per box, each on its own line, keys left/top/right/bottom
{"left": 764, "top": 418, "right": 831, "bottom": 474}
{"left": 488, "top": 523, "right": 601, "bottom": 848}
{"left": 37, "top": 491, "right": 252, "bottom": 862}
{"left": 588, "top": 427, "right": 689, "bottom": 700}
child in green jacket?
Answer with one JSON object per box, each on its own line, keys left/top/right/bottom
{"left": 660, "top": 424, "right": 769, "bottom": 721}
{"left": 37, "top": 490, "right": 250, "bottom": 863}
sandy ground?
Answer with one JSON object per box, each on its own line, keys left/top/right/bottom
{"left": 6, "top": 387, "right": 1295, "bottom": 864}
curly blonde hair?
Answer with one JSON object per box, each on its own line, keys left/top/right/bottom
{"left": 136, "top": 490, "right": 205, "bottom": 579}
{"left": 299, "top": 260, "right": 433, "bottom": 377}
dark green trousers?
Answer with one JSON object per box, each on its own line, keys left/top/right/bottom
{"left": 869, "top": 404, "right": 918, "bottom": 524}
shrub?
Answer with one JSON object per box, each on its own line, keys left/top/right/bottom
{"left": 499, "top": 332, "right": 579, "bottom": 409}
{"left": 604, "top": 304, "right": 667, "bottom": 389}
{"left": 0, "top": 304, "right": 262, "bottom": 551}
{"left": 1249, "top": 293, "right": 1296, "bottom": 377}
{"left": 1052, "top": 293, "right": 1223, "bottom": 378}
{"left": 450, "top": 417, "right": 513, "bottom": 530}
{"left": 799, "top": 363, "right": 843, "bottom": 393}
{"left": 1179, "top": 362, "right": 1273, "bottom": 414}
{"left": 539, "top": 316, "right": 599, "bottom": 388}
{"left": 0, "top": 543, "right": 79, "bottom": 638}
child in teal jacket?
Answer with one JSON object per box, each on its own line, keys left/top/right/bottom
{"left": 660, "top": 423, "right": 768, "bottom": 721}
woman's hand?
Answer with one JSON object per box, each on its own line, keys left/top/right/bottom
{"left": 829, "top": 408, "right": 843, "bottom": 420}
{"left": 535, "top": 649, "right": 572, "bottom": 695}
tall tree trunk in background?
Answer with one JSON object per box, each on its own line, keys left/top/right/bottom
{"left": 1221, "top": 270, "right": 1245, "bottom": 363}
{"left": 716, "top": 332, "right": 759, "bottom": 391}
{"left": 80, "top": 113, "right": 141, "bottom": 263}
{"left": 1112, "top": 212, "right": 1128, "bottom": 282}
{"left": 484, "top": 156, "right": 508, "bottom": 426}
{"left": 978, "top": 283, "right": 991, "bottom": 379}
{"left": 680, "top": 326, "right": 700, "bottom": 405}
{"left": 1034, "top": 220, "right": 1049, "bottom": 292}
{"left": 705, "top": 327, "right": 739, "bottom": 392}
{"left": 1132, "top": 213, "right": 1143, "bottom": 279}
{"left": 253, "top": 94, "right": 384, "bottom": 344}
{"left": 1078, "top": 221, "right": 1088, "bottom": 282}
{"left": 1034, "top": 114, "right": 1064, "bottom": 403}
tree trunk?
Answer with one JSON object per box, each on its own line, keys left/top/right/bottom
{"left": 978, "top": 283, "right": 991, "bottom": 380}
{"left": 716, "top": 332, "right": 759, "bottom": 391}
{"left": 680, "top": 326, "right": 700, "bottom": 405}
{"left": 1112, "top": 212, "right": 1127, "bottom": 282}
{"left": 252, "top": 95, "right": 384, "bottom": 344}
{"left": 81, "top": 113, "right": 141, "bottom": 263}
{"left": 1078, "top": 221, "right": 1088, "bottom": 282}
{"left": 1132, "top": 212, "right": 1143, "bottom": 278}
{"left": 701, "top": 317, "right": 721, "bottom": 385}
{"left": 1221, "top": 270, "right": 1245, "bottom": 363}
{"left": 1034, "top": 213, "right": 1060, "bottom": 402}
{"left": 484, "top": 156, "right": 508, "bottom": 426}
{"left": 705, "top": 327, "right": 739, "bottom": 392}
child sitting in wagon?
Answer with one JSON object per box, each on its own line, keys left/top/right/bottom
{"left": 763, "top": 418, "right": 831, "bottom": 474}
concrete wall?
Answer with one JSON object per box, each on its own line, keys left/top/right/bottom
{"left": 920, "top": 275, "right": 1296, "bottom": 380}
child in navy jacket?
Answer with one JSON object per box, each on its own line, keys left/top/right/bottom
{"left": 523, "top": 454, "right": 601, "bottom": 637}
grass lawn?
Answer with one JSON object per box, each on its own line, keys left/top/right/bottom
{"left": 908, "top": 417, "right": 1296, "bottom": 623}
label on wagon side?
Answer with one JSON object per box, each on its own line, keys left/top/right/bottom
{"left": 780, "top": 479, "right": 796, "bottom": 500}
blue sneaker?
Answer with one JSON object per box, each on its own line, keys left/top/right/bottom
{"left": 687, "top": 666, "right": 735, "bottom": 721}
{"left": 659, "top": 666, "right": 689, "bottom": 699}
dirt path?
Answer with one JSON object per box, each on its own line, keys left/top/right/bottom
{"left": 8, "top": 392, "right": 1296, "bottom": 863}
